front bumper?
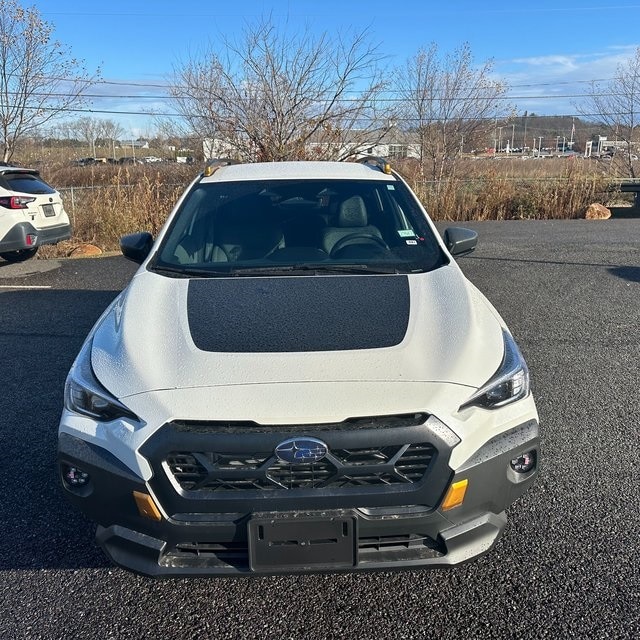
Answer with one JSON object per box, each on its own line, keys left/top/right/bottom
{"left": 58, "top": 418, "right": 539, "bottom": 577}
{"left": 0, "top": 221, "right": 71, "bottom": 252}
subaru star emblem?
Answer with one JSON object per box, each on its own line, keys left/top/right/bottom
{"left": 275, "top": 437, "right": 328, "bottom": 464}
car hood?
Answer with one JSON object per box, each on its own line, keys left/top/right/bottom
{"left": 91, "top": 266, "right": 504, "bottom": 399}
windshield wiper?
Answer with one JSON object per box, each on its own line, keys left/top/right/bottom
{"left": 151, "top": 263, "right": 408, "bottom": 278}
{"left": 150, "top": 264, "right": 232, "bottom": 278}
{"left": 307, "top": 264, "right": 404, "bottom": 274}
{"left": 226, "top": 263, "right": 405, "bottom": 276}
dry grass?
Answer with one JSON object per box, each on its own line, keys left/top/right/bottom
{"left": 398, "top": 157, "right": 615, "bottom": 221}
{"left": 38, "top": 166, "right": 195, "bottom": 258}
{"left": 36, "top": 157, "right": 625, "bottom": 258}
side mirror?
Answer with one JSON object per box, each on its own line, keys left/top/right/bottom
{"left": 444, "top": 227, "right": 478, "bottom": 258}
{"left": 120, "top": 232, "right": 153, "bottom": 264}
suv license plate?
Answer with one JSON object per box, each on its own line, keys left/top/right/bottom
{"left": 248, "top": 513, "right": 356, "bottom": 571}
{"left": 42, "top": 204, "right": 55, "bottom": 217}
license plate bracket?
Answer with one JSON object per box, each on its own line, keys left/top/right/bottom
{"left": 42, "top": 203, "right": 55, "bottom": 217}
{"left": 248, "top": 513, "right": 357, "bottom": 571}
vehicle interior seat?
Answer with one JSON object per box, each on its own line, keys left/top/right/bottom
{"left": 321, "top": 195, "right": 384, "bottom": 255}
{"left": 215, "top": 218, "right": 284, "bottom": 262}
{"left": 173, "top": 208, "right": 284, "bottom": 264}
{"left": 172, "top": 214, "right": 212, "bottom": 264}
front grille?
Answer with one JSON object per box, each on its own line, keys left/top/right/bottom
{"left": 165, "top": 443, "right": 436, "bottom": 493}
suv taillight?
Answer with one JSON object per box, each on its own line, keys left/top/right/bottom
{"left": 0, "top": 196, "right": 36, "bottom": 209}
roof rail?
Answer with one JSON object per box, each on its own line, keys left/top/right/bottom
{"left": 356, "top": 156, "right": 393, "bottom": 175}
{"left": 202, "top": 158, "right": 241, "bottom": 177}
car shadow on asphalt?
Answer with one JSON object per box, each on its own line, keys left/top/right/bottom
{"left": 608, "top": 266, "right": 640, "bottom": 282}
{"left": 0, "top": 289, "right": 122, "bottom": 570}
{"left": 468, "top": 255, "right": 640, "bottom": 281}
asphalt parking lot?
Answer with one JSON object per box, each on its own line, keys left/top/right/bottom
{"left": 0, "top": 220, "right": 638, "bottom": 639}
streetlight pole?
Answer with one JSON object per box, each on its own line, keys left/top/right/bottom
{"left": 570, "top": 117, "right": 575, "bottom": 148}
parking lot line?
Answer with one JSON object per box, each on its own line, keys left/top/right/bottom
{"left": 0, "top": 285, "right": 52, "bottom": 289}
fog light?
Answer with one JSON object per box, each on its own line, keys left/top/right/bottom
{"left": 510, "top": 451, "right": 536, "bottom": 474}
{"left": 62, "top": 465, "right": 90, "bottom": 487}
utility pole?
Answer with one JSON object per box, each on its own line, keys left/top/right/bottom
{"left": 498, "top": 126, "right": 503, "bottom": 152}
{"left": 511, "top": 124, "right": 515, "bottom": 150}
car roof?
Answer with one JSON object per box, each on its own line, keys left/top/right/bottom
{"left": 0, "top": 165, "right": 39, "bottom": 175}
{"left": 201, "top": 161, "right": 397, "bottom": 183}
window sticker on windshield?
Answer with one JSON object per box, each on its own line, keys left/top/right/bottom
{"left": 387, "top": 185, "right": 396, "bottom": 190}
{"left": 398, "top": 229, "right": 416, "bottom": 238}
{"left": 406, "top": 240, "right": 418, "bottom": 245}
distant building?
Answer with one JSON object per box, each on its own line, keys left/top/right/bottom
{"left": 584, "top": 135, "right": 632, "bottom": 157}
{"left": 202, "top": 128, "right": 421, "bottom": 161}
{"left": 119, "top": 139, "right": 150, "bottom": 149}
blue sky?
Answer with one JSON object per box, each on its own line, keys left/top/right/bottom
{"left": 31, "top": 0, "right": 640, "bottom": 135}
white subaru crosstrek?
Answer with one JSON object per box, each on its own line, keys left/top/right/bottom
{"left": 58, "top": 158, "right": 539, "bottom": 576}
{"left": 0, "top": 165, "right": 71, "bottom": 262}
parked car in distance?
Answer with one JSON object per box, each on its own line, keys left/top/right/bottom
{"left": 72, "top": 157, "right": 96, "bottom": 167}
{"left": 0, "top": 166, "right": 71, "bottom": 262}
{"left": 118, "top": 156, "right": 143, "bottom": 165}
{"left": 58, "top": 157, "right": 539, "bottom": 576}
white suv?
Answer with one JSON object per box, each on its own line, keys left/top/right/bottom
{"left": 0, "top": 166, "right": 71, "bottom": 262}
{"left": 58, "top": 158, "right": 539, "bottom": 576}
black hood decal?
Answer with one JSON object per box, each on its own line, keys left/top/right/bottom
{"left": 187, "top": 275, "right": 410, "bottom": 353}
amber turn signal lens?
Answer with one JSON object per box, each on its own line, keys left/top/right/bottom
{"left": 441, "top": 479, "right": 469, "bottom": 511}
{"left": 133, "top": 491, "right": 162, "bottom": 521}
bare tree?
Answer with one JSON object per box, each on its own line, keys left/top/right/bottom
{"left": 0, "top": 0, "right": 98, "bottom": 162}
{"left": 68, "top": 116, "right": 124, "bottom": 157}
{"left": 70, "top": 117, "right": 103, "bottom": 157}
{"left": 395, "top": 43, "right": 510, "bottom": 191}
{"left": 579, "top": 47, "right": 640, "bottom": 178}
{"left": 169, "top": 19, "right": 392, "bottom": 162}
{"left": 100, "top": 118, "right": 125, "bottom": 157}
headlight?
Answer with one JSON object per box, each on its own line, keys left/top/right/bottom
{"left": 64, "top": 338, "right": 138, "bottom": 422}
{"left": 460, "top": 330, "right": 530, "bottom": 410}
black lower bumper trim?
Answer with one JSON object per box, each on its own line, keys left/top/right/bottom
{"left": 96, "top": 510, "right": 505, "bottom": 577}
{"left": 0, "top": 221, "right": 71, "bottom": 252}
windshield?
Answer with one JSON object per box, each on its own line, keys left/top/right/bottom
{"left": 152, "top": 178, "right": 447, "bottom": 275}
